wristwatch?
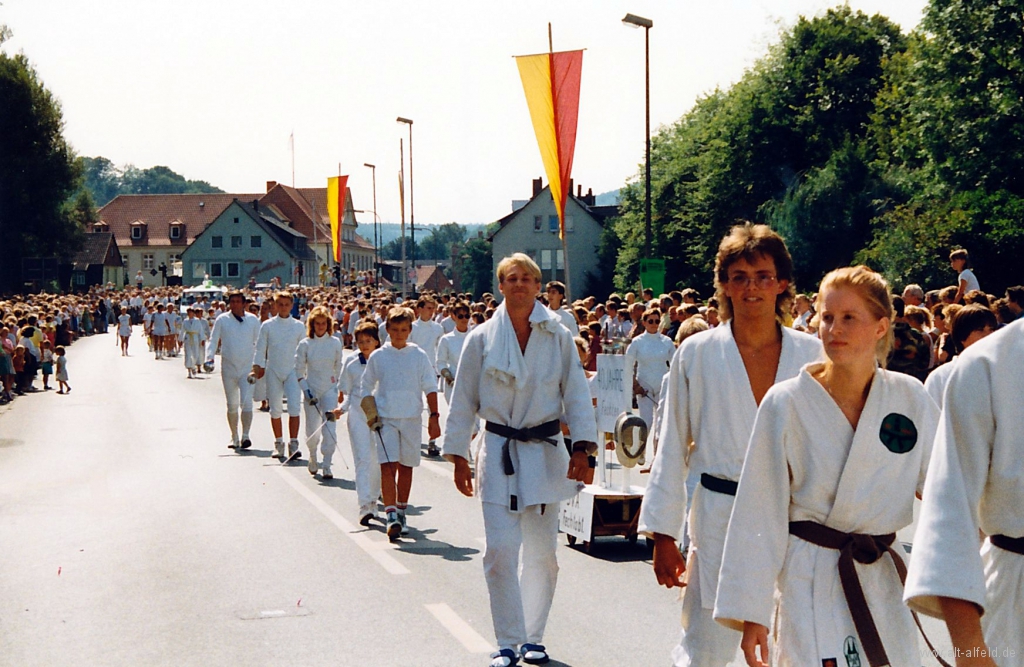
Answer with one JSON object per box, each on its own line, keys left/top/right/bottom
{"left": 429, "top": 412, "right": 440, "bottom": 418}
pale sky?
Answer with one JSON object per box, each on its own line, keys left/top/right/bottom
{"left": 3, "top": 0, "right": 926, "bottom": 226}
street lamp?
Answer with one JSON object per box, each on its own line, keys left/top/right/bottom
{"left": 396, "top": 117, "right": 415, "bottom": 273}
{"left": 363, "top": 162, "right": 379, "bottom": 288}
{"left": 622, "top": 12, "right": 653, "bottom": 258}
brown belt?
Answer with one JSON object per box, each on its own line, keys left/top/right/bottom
{"left": 789, "top": 521, "right": 951, "bottom": 667}
{"left": 991, "top": 534, "right": 1024, "bottom": 555}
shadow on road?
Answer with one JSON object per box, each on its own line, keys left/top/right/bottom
{"left": 564, "top": 538, "right": 653, "bottom": 564}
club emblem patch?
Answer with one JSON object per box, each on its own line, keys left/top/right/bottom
{"left": 879, "top": 413, "right": 917, "bottom": 454}
{"left": 844, "top": 636, "right": 862, "bottom": 667}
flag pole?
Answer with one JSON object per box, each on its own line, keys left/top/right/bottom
{"left": 549, "top": 23, "right": 573, "bottom": 301}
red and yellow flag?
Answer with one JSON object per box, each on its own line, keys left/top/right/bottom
{"left": 515, "top": 50, "right": 583, "bottom": 239}
{"left": 327, "top": 175, "right": 349, "bottom": 263}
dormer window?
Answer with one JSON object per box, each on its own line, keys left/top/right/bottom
{"left": 130, "top": 220, "right": 147, "bottom": 240}
{"left": 169, "top": 220, "right": 185, "bottom": 240}
{"left": 92, "top": 221, "right": 109, "bottom": 233}
{"left": 170, "top": 226, "right": 182, "bottom": 239}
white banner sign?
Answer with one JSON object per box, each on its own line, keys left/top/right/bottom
{"left": 595, "top": 354, "right": 628, "bottom": 434}
{"left": 558, "top": 488, "right": 595, "bottom": 541}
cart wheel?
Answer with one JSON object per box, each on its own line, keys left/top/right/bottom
{"left": 645, "top": 537, "right": 655, "bottom": 550}
{"left": 628, "top": 532, "right": 638, "bottom": 545}
{"left": 582, "top": 540, "right": 592, "bottom": 554}
{"left": 566, "top": 534, "right": 577, "bottom": 546}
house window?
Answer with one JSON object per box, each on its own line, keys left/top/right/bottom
{"left": 251, "top": 235, "right": 262, "bottom": 248}
{"left": 231, "top": 236, "right": 242, "bottom": 248}
{"left": 192, "top": 262, "right": 206, "bottom": 277}
{"left": 209, "top": 263, "right": 223, "bottom": 278}
{"left": 534, "top": 216, "right": 542, "bottom": 232}
{"left": 549, "top": 215, "right": 559, "bottom": 233}
{"left": 565, "top": 216, "right": 574, "bottom": 233}
{"left": 227, "top": 262, "right": 240, "bottom": 278}
{"left": 131, "top": 226, "right": 143, "bottom": 240}
{"left": 170, "top": 226, "right": 181, "bottom": 239}
{"left": 540, "top": 249, "right": 552, "bottom": 271}
{"left": 143, "top": 254, "right": 155, "bottom": 269}
{"left": 212, "top": 236, "right": 223, "bottom": 248}
{"left": 233, "top": 217, "right": 240, "bottom": 224}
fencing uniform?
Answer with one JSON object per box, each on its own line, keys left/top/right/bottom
{"left": 623, "top": 330, "right": 675, "bottom": 431}
{"left": 410, "top": 318, "right": 444, "bottom": 374}
{"left": 638, "top": 322, "right": 822, "bottom": 667}
{"left": 436, "top": 328, "right": 469, "bottom": 404}
{"left": 905, "top": 318, "right": 1024, "bottom": 665}
{"left": 443, "top": 301, "right": 597, "bottom": 652}
{"left": 206, "top": 311, "right": 261, "bottom": 445}
{"left": 295, "top": 332, "right": 345, "bottom": 471}
{"left": 253, "top": 315, "right": 306, "bottom": 419}
{"left": 714, "top": 364, "right": 938, "bottom": 666}
{"left": 339, "top": 351, "right": 381, "bottom": 516}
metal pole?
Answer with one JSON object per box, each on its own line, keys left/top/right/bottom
{"left": 400, "top": 139, "right": 407, "bottom": 299}
{"left": 644, "top": 25, "right": 652, "bottom": 259}
{"left": 408, "top": 123, "right": 415, "bottom": 279}
{"left": 365, "top": 163, "right": 378, "bottom": 289}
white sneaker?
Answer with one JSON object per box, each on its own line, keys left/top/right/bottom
{"left": 273, "top": 441, "right": 285, "bottom": 459}
{"left": 287, "top": 440, "right": 301, "bottom": 461}
{"left": 386, "top": 511, "right": 401, "bottom": 541}
{"left": 398, "top": 510, "right": 410, "bottom": 536}
{"left": 307, "top": 453, "right": 318, "bottom": 475}
{"left": 321, "top": 463, "right": 333, "bottom": 479}
{"left": 229, "top": 436, "right": 240, "bottom": 450}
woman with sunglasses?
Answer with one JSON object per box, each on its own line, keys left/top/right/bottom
{"left": 623, "top": 307, "right": 676, "bottom": 435}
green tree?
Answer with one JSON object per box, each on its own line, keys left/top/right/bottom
{"left": 418, "top": 222, "right": 467, "bottom": 260}
{"left": 381, "top": 237, "right": 419, "bottom": 262}
{"left": 120, "top": 164, "right": 223, "bottom": 196}
{"left": 0, "top": 46, "right": 83, "bottom": 292}
{"left": 79, "top": 156, "right": 122, "bottom": 206}
{"left": 459, "top": 236, "right": 493, "bottom": 300}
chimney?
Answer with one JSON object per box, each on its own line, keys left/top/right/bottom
{"left": 568, "top": 179, "right": 574, "bottom": 198}
{"left": 586, "top": 188, "right": 595, "bottom": 206}
{"left": 577, "top": 184, "right": 582, "bottom": 198}
{"left": 477, "top": 231, "right": 484, "bottom": 239}
{"left": 266, "top": 181, "right": 278, "bottom": 192}
{"left": 532, "top": 177, "right": 543, "bottom": 197}
{"left": 252, "top": 199, "right": 259, "bottom": 212}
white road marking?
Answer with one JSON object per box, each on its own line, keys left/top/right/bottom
{"left": 425, "top": 603, "right": 493, "bottom": 653}
{"left": 275, "top": 468, "right": 410, "bottom": 575}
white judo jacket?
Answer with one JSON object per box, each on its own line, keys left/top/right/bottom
{"left": 442, "top": 301, "right": 597, "bottom": 512}
{"left": 638, "top": 321, "right": 822, "bottom": 609}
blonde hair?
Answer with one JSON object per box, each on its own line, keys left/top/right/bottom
{"left": 386, "top": 306, "right": 415, "bottom": 328}
{"left": 305, "top": 306, "right": 334, "bottom": 338}
{"left": 816, "top": 265, "right": 894, "bottom": 365}
{"left": 675, "top": 316, "right": 709, "bottom": 345}
{"left": 496, "top": 252, "right": 541, "bottom": 284}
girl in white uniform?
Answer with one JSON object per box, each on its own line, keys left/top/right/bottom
{"left": 623, "top": 307, "right": 675, "bottom": 431}
{"left": 180, "top": 308, "right": 206, "bottom": 378}
{"left": 295, "top": 306, "right": 345, "bottom": 478}
{"left": 714, "top": 266, "right": 939, "bottom": 667}
{"left": 436, "top": 302, "right": 471, "bottom": 405}
{"left": 338, "top": 320, "right": 382, "bottom": 525}
{"left": 117, "top": 311, "right": 132, "bottom": 356}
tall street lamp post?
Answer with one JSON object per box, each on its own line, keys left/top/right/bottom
{"left": 396, "top": 117, "right": 415, "bottom": 274}
{"left": 363, "top": 162, "right": 379, "bottom": 288}
{"left": 623, "top": 12, "right": 653, "bottom": 258}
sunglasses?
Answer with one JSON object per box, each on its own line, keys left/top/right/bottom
{"left": 645, "top": 318, "right": 660, "bottom": 324}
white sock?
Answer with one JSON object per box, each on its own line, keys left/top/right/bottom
{"left": 240, "top": 411, "right": 252, "bottom": 438}
{"left": 226, "top": 410, "right": 239, "bottom": 440}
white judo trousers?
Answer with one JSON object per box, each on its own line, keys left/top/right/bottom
{"left": 254, "top": 316, "right": 306, "bottom": 419}
{"left": 905, "top": 318, "right": 1024, "bottom": 666}
{"left": 638, "top": 322, "right": 822, "bottom": 667}
{"left": 339, "top": 352, "right": 380, "bottom": 514}
{"left": 295, "top": 333, "right": 344, "bottom": 465}
{"left": 714, "top": 365, "right": 937, "bottom": 666}
{"left": 443, "top": 302, "right": 597, "bottom": 651}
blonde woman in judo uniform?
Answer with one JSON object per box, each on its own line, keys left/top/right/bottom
{"left": 638, "top": 224, "right": 822, "bottom": 667}
{"left": 443, "top": 253, "right": 597, "bottom": 667}
{"left": 905, "top": 317, "right": 1024, "bottom": 667}
{"left": 714, "top": 266, "right": 938, "bottom": 667}
{"left": 295, "top": 306, "right": 345, "bottom": 479}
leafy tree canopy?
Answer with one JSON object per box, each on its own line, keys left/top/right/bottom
{"left": 81, "top": 157, "right": 223, "bottom": 206}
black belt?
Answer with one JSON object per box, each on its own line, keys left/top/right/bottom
{"left": 789, "top": 521, "right": 951, "bottom": 667}
{"left": 992, "top": 534, "right": 1024, "bottom": 555}
{"left": 700, "top": 473, "right": 738, "bottom": 496}
{"left": 485, "top": 419, "right": 561, "bottom": 476}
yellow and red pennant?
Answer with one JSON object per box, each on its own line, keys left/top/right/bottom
{"left": 327, "top": 175, "right": 349, "bottom": 263}
{"left": 515, "top": 50, "right": 583, "bottom": 239}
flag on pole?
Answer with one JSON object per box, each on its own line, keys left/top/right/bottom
{"left": 327, "top": 175, "right": 349, "bottom": 263}
{"left": 515, "top": 49, "right": 583, "bottom": 239}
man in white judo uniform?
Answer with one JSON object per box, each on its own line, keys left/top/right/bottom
{"left": 295, "top": 306, "right": 345, "bottom": 479}
{"left": 638, "top": 224, "right": 822, "bottom": 667}
{"left": 714, "top": 266, "right": 938, "bottom": 667}
{"left": 443, "top": 253, "right": 597, "bottom": 667}
{"left": 206, "top": 292, "right": 261, "bottom": 450}
{"left": 905, "top": 317, "right": 1024, "bottom": 666}
{"left": 253, "top": 291, "right": 307, "bottom": 460}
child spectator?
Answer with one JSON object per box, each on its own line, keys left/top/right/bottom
{"left": 949, "top": 248, "right": 980, "bottom": 303}
{"left": 12, "top": 345, "right": 27, "bottom": 395}
{"left": 40, "top": 340, "right": 54, "bottom": 391}
{"left": 0, "top": 327, "right": 14, "bottom": 403}
{"left": 54, "top": 345, "right": 70, "bottom": 394}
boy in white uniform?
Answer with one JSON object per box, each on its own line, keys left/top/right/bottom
{"left": 206, "top": 292, "right": 261, "bottom": 450}
{"left": 905, "top": 317, "right": 1024, "bottom": 666}
{"left": 436, "top": 301, "right": 471, "bottom": 405}
{"left": 359, "top": 307, "right": 440, "bottom": 540}
{"left": 338, "top": 321, "right": 383, "bottom": 525}
{"left": 638, "top": 224, "right": 822, "bottom": 667}
{"left": 443, "top": 254, "right": 597, "bottom": 667}
{"left": 295, "top": 306, "right": 345, "bottom": 478}
{"left": 409, "top": 295, "right": 445, "bottom": 456}
{"left": 253, "top": 291, "right": 307, "bottom": 460}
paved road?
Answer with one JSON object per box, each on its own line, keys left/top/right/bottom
{"left": 0, "top": 330, "right": 954, "bottom": 666}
